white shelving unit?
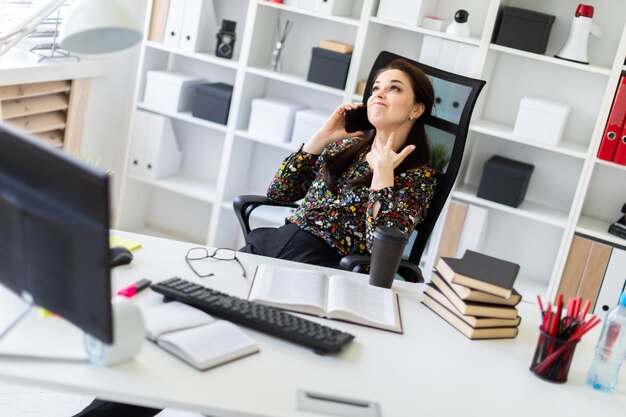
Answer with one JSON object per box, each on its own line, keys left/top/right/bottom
{"left": 116, "top": 0, "right": 626, "bottom": 302}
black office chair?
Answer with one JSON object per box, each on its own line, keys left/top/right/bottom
{"left": 234, "top": 51, "right": 485, "bottom": 283}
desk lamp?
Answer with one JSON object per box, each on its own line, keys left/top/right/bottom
{"left": 0, "top": 0, "right": 141, "bottom": 58}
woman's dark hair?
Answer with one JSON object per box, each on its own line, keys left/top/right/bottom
{"left": 324, "top": 59, "right": 434, "bottom": 192}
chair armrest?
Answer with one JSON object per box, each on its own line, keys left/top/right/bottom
{"left": 397, "top": 261, "right": 424, "bottom": 283}
{"left": 233, "top": 195, "right": 298, "bottom": 236}
{"left": 340, "top": 255, "right": 424, "bottom": 283}
{"left": 339, "top": 255, "right": 371, "bottom": 274}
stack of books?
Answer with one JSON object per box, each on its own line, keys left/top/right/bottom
{"left": 422, "top": 250, "right": 522, "bottom": 340}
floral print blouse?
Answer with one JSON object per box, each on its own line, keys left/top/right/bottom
{"left": 267, "top": 138, "right": 437, "bottom": 256}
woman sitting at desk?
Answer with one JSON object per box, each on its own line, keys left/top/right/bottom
{"left": 240, "top": 58, "right": 437, "bottom": 267}
{"left": 72, "top": 58, "right": 437, "bottom": 417}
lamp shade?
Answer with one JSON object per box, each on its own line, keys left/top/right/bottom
{"left": 59, "top": 0, "right": 142, "bottom": 54}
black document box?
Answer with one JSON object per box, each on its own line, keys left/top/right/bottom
{"left": 477, "top": 155, "right": 535, "bottom": 208}
{"left": 307, "top": 47, "right": 352, "bottom": 90}
{"left": 494, "top": 7, "right": 555, "bottom": 54}
{"left": 192, "top": 83, "right": 233, "bottom": 125}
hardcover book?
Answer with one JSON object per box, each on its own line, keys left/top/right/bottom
{"left": 442, "top": 277, "right": 522, "bottom": 306}
{"left": 425, "top": 282, "right": 521, "bottom": 328}
{"left": 430, "top": 273, "right": 519, "bottom": 319}
{"left": 437, "top": 250, "right": 520, "bottom": 298}
{"left": 142, "top": 302, "right": 259, "bottom": 371}
{"left": 248, "top": 264, "right": 402, "bottom": 333}
{"left": 422, "top": 294, "right": 519, "bottom": 340}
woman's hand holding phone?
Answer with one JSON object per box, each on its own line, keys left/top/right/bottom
{"left": 302, "top": 103, "right": 365, "bottom": 154}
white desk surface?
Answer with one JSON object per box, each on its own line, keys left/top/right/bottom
{"left": 0, "top": 231, "right": 624, "bottom": 417}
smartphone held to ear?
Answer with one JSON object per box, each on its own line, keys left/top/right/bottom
{"left": 345, "top": 106, "right": 374, "bottom": 133}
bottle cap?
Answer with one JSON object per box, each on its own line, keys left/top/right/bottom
{"left": 576, "top": 4, "right": 594, "bottom": 18}
{"left": 620, "top": 292, "right": 626, "bottom": 306}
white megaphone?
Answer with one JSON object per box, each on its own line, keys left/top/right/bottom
{"left": 555, "top": 4, "right": 603, "bottom": 64}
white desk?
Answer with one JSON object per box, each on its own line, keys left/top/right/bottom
{"left": 0, "top": 232, "right": 624, "bottom": 417}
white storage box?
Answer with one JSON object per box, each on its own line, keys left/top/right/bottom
{"left": 513, "top": 97, "right": 571, "bottom": 146}
{"left": 377, "top": 0, "right": 436, "bottom": 27}
{"left": 249, "top": 97, "right": 307, "bottom": 143}
{"left": 422, "top": 16, "right": 445, "bottom": 31}
{"left": 291, "top": 108, "right": 330, "bottom": 144}
{"left": 144, "top": 71, "right": 205, "bottom": 114}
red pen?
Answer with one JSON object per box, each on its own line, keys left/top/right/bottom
{"left": 117, "top": 279, "right": 152, "bottom": 298}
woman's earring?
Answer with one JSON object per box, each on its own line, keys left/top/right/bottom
{"left": 409, "top": 115, "right": 416, "bottom": 121}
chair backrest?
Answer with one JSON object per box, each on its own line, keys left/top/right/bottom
{"left": 362, "top": 51, "right": 486, "bottom": 268}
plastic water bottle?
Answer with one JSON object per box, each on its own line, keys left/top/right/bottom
{"left": 586, "top": 292, "right": 626, "bottom": 392}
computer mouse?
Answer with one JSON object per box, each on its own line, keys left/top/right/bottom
{"left": 110, "top": 246, "right": 133, "bottom": 267}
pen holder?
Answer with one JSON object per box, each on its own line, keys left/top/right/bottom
{"left": 530, "top": 328, "right": 580, "bottom": 383}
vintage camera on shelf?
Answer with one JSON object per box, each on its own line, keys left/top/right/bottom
{"left": 608, "top": 203, "right": 626, "bottom": 240}
{"left": 215, "top": 19, "right": 236, "bottom": 59}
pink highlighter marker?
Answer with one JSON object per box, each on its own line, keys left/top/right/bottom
{"left": 117, "top": 279, "right": 152, "bottom": 298}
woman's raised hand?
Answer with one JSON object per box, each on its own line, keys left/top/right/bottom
{"left": 303, "top": 103, "right": 364, "bottom": 154}
{"left": 366, "top": 132, "right": 415, "bottom": 173}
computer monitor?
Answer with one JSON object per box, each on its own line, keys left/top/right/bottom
{"left": 0, "top": 124, "right": 113, "bottom": 344}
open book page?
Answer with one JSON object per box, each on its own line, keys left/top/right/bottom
{"left": 157, "top": 321, "right": 259, "bottom": 371}
{"left": 142, "top": 301, "right": 215, "bottom": 341}
{"left": 326, "top": 275, "right": 401, "bottom": 332}
{"left": 248, "top": 264, "right": 328, "bottom": 315}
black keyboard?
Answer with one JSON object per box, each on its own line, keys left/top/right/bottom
{"left": 150, "top": 277, "right": 355, "bottom": 355}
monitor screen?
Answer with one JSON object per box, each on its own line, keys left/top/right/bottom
{"left": 0, "top": 124, "right": 113, "bottom": 344}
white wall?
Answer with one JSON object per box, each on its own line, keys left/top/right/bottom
{"left": 79, "top": 0, "right": 147, "bottom": 220}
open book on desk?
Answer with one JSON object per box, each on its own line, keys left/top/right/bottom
{"left": 248, "top": 264, "right": 402, "bottom": 333}
{"left": 142, "top": 301, "right": 259, "bottom": 371}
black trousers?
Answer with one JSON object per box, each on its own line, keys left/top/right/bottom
{"left": 239, "top": 223, "right": 343, "bottom": 268}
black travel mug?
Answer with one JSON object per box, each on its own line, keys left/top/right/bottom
{"left": 369, "top": 227, "right": 408, "bottom": 288}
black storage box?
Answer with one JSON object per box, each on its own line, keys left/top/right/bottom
{"left": 494, "top": 7, "right": 555, "bottom": 54}
{"left": 477, "top": 155, "right": 535, "bottom": 208}
{"left": 307, "top": 47, "right": 352, "bottom": 89}
{"left": 192, "top": 82, "right": 233, "bottom": 125}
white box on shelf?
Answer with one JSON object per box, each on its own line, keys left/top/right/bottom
{"left": 422, "top": 16, "right": 445, "bottom": 31}
{"left": 249, "top": 97, "right": 307, "bottom": 143}
{"left": 144, "top": 71, "right": 205, "bottom": 114}
{"left": 291, "top": 108, "right": 330, "bottom": 144}
{"left": 376, "top": 0, "right": 436, "bottom": 27}
{"left": 315, "top": 0, "right": 354, "bottom": 17}
{"left": 130, "top": 110, "right": 182, "bottom": 180}
{"left": 513, "top": 97, "right": 571, "bottom": 146}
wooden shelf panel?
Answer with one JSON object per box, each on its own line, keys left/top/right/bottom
{"left": 5, "top": 111, "right": 66, "bottom": 134}
{"left": 35, "top": 130, "right": 64, "bottom": 147}
{"left": 2, "top": 93, "right": 69, "bottom": 119}
{"left": 0, "top": 80, "right": 70, "bottom": 101}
